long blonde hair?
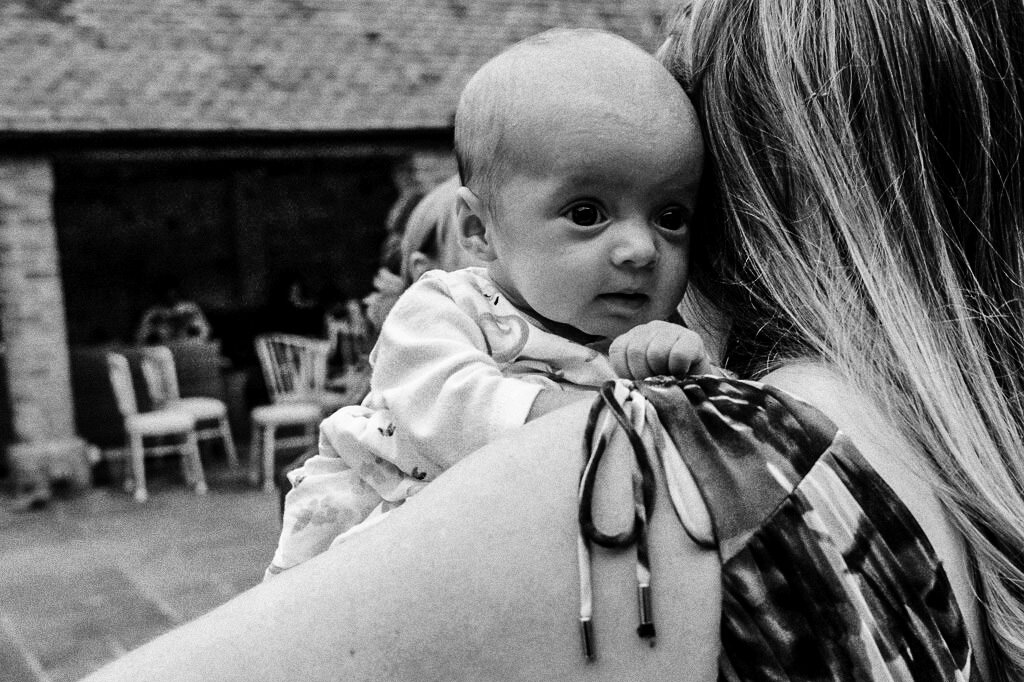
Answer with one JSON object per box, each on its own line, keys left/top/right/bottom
{"left": 663, "top": 0, "right": 1024, "bottom": 678}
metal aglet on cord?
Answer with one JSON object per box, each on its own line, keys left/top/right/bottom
{"left": 577, "top": 380, "right": 658, "bottom": 660}
{"left": 637, "top": 583, "right": 656, "bottom": 643}
{"left": 580, "top": 617, "right": 596, "bottom": 660}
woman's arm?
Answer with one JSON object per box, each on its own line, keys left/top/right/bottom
{"left": 84, "top": 400, "right": 721, "bottom": 682}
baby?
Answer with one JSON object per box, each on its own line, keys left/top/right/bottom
{"left": 266, "top": 28, "right": 708, "bottom": 578}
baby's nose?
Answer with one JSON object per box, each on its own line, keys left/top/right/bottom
{"left": 610, "top": 221, "right": 658, "bottom": 268}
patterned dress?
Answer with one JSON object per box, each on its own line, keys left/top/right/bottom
{"left": 577, "top": 375, "right": 978, "bottom": 681}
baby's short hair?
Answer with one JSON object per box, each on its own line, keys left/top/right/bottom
{"left": 454, "top": 28, "right": 641, "bottom": 210}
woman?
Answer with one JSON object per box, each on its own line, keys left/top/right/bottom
{"left": 668, "top": 2, "right": 1024, "bottom": 678}
{"left": 86, "top": 0, "right": 1023, "bottom": 680}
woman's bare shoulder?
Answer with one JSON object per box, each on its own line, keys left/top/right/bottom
{"left": 84, "top": 399, "right": 721, "bottom": 682}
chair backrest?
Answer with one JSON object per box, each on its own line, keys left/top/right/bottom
{"left": 255, "top": 333, "right": 331, "bottom": 402}
{"left": 141, "top": 345, "right": 180, "bottom": 408}
{"left": 165, "top": 339, "right": 226, "bottom": 400}
{"left": 106, "top": 352, "right": 140, "bottom": 417}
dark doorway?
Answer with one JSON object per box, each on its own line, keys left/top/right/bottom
{"left": 54, "top": 156, "right": 398, "bottom": 366}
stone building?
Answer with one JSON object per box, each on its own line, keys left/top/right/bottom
{"left": 0, "top": 0, "right": 673, "bottom": 490}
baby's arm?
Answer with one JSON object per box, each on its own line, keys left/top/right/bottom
{"left": 373, "top": 275, "right": 552, "bottom": 471}
{"left": 609, "top": 320, "right": 714, "bottom": 380}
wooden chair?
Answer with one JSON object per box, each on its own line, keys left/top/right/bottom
{"left": 140, "top": 345, "right": 239, "bottom": 468}
{"left": 250, "top": 334, "right": 348, "bottom": 492}
{"left": 106, "top": 351, "right": 207, "bottom": 502}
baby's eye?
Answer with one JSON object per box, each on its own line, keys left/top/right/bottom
{"left": 564, "top": 203, "right": 606, "bottom": 227}
{"left": 655, "top": 206, "right": 690, "bottom": 231}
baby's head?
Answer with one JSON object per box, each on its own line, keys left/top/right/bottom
{"left": 454, "top": 28, "right": 704, "bottom": 339}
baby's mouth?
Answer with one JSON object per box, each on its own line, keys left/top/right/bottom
{"left": 598, "top": 292, "right": 649, "bottom": 310}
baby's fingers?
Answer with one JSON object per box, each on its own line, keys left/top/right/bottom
{"left": 642, "top": 331, "right": 685, "bottom": 377}
{"left": 666, "top": 333, "right": 712, "bottom": 377}
{"left": 610, "top": 322, "right": 714, "bottom": 380}
{"left": 610, "top": 323, "right": 682, "bottom": 379}
{"left": 609, "top": 330, "right": 649, "bottom": 379}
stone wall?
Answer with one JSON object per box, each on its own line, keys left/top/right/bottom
{"left": 0, "top": 157, "right": 89, "bottom": 497}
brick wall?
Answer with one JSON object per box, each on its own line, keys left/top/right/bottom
{"left": 0, "top": 157, "right": 88, "bottom": 491}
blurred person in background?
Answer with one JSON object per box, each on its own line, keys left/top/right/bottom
{"left": 135, "top": 277, "right": 211, "bottom": 345}
{"left": 362, "top": 190, "right": 424, "bottom": 333}
{"left": 364, "top": 175, "right": 487, "bottom": 333}
{"left": 399, "top": 174, "right": 486, "bottom": 286}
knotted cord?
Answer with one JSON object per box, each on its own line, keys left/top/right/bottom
{"left": 577, "top": 378, "right": 716, "bottom": 661}
{"left": 577, "top": 380, "right": 657, "bottom": 660}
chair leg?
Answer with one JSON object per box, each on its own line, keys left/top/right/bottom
{"left": 184, "top": 431, "right": 208, "bottom": 495}
{"left": 119, "top": 447, "right": 134, "bottom": 494}
{"left": 262, "top": 424, "right": 277, "bottom": 493}
{"left": 220, "top": 416, "right": 239, "bottom": 468}
{"left": 129, "top": 433, "right": 148, "bottom": 503}
{"left": 180, "top": 437, "right": 196, "bottom": 487}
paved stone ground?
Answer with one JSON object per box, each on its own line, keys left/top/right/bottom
{"left": 0, "top": 457, "right": 282, "bottom": 682}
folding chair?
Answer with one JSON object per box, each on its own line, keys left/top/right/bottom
{"left": 106, "top": 351, "right": 206, "bottom": 502}
{"left": 140, "top": 345, "right": 239, "bottom": 468}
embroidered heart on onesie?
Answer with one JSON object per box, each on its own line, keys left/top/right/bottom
{"left": 477, "top": 312, "right": 529, "bottom": 363}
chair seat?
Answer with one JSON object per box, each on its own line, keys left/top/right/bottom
{"left": 251, "top": 402, "right": 321, "bottom": 425}
{"left": 167, "top": 396, "right": 227, "bottom": 421}
{"left": 125, "top": 408, "right": 196, "bottom": 436}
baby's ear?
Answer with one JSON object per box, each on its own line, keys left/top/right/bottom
{"left": 455, "top": 187, "right": 498, "bottom": 262}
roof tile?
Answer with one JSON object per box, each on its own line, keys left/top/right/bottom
{"left": 0, "top": 0, "right": 676, "bottom": 133}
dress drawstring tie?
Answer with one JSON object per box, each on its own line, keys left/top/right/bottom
{"left": 576, "top": 379, "right": 715, "bottom": 661}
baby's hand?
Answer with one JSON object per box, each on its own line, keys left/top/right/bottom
{"left": 609, "top": 320, "right": 714, "bottom": 380}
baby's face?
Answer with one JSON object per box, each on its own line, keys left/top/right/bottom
{"left": 483, "top": 97, "right": 703, "bottom": 339}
